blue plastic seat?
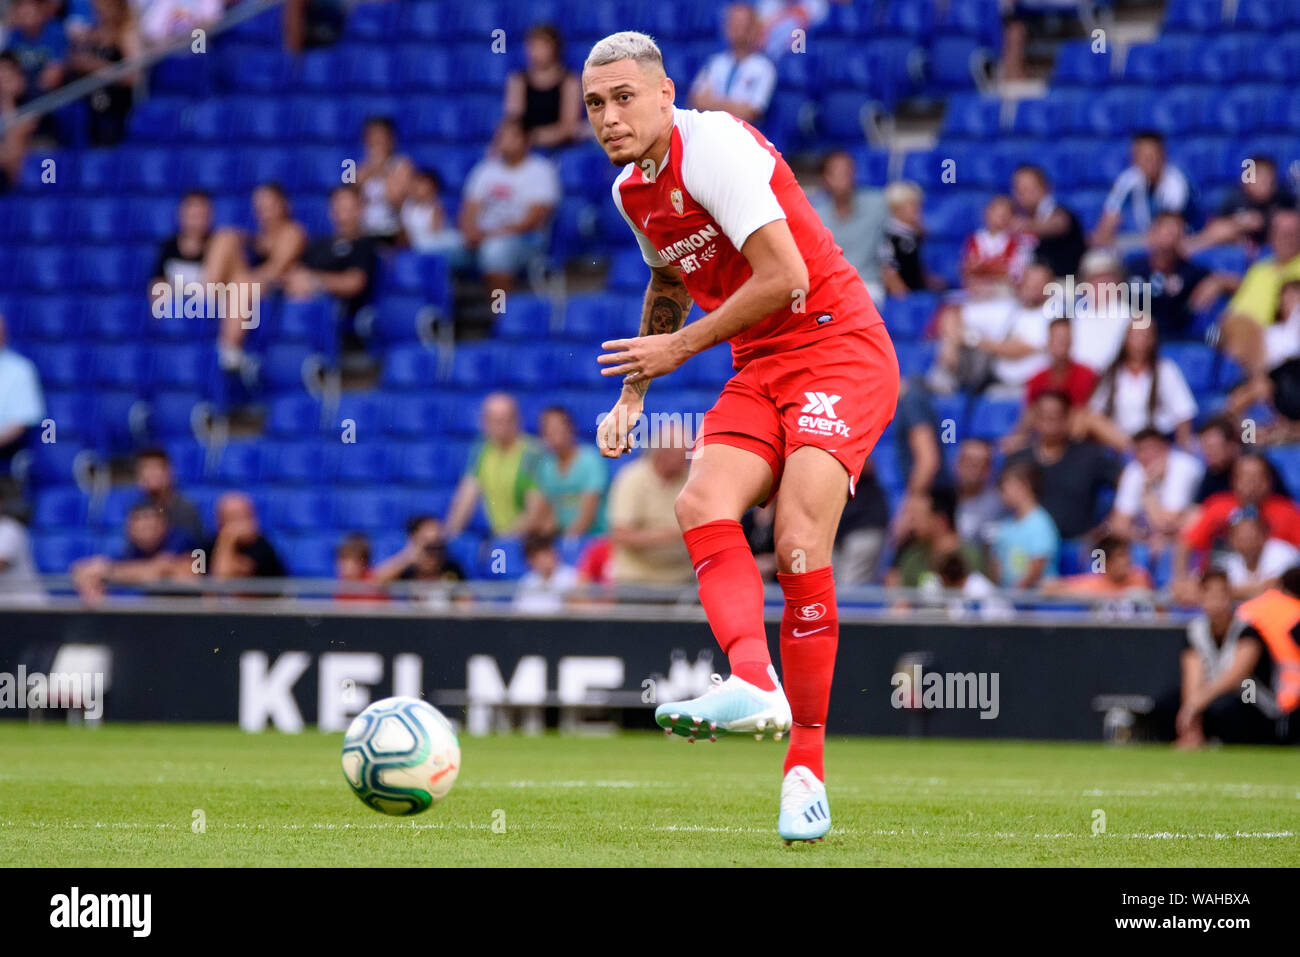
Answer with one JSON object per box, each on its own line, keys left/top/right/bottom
{"left": 335, "top": 443, "right": 397, "bottom": 485}
{"left": 384, "top": 395, "right": 442, "bottom": 437}
{"left": 32, "top": 345, "right": 89, "bottom": 390}
{"left": 146, "top": 391, "right": 202, "bottom": 439}
{"left": 1053, "top": 40, "right": 1111, "bottom": 86}
{"left": 1162, "top": 342, "right": 1215, "bottom": 393}
{"left": 381, "top": 345, "right": 438, "bottom": 390}
{"left": 34, "top": 534, "right": 95, "bottom": 574}
{"left": 969, "top": 396, "right": 1023, "bottom": 440}
{"left": 395, "top": 442, "right": 464, "bottom": 485}
{"left": 275, "top": 441, "right": 337, "bottom": 484}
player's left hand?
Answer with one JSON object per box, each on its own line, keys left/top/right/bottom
{"left": 598, "top": 333, "right": 691, "bottom": 381}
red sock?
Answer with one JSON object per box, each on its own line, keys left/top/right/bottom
{"left": 682, "top": 519, "right": 774, "bottom": 690}
{"left": 777, "top": 565, "right": 838, "bottom": 780}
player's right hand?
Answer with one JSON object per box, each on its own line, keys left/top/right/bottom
{"left": 597, "top": 395, "right": 643, "bottom": 459}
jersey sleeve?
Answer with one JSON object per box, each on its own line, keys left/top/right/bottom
{"left": 680, "top": 114, "right": 786, "bottom": 253}
{"left": 611, "top": 171, "right": 668, "bottom": 267}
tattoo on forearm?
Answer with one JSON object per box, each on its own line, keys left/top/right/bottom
{"left": 624, "top": 272, "right": 692, "bottom": 397}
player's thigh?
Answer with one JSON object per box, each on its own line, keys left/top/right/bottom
{"left": 772, "top": 445, "right": 850, "bottom": 572}
{"left": 675, "top": 441, "right": 773, "bottom": 530}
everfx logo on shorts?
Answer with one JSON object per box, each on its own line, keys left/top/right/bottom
{"left": 798, "top": 391, "right": 850, "bottom": 438}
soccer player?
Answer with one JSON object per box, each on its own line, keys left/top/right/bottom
{"left": 582, "top": 32, "right": 899, "bottom": 843}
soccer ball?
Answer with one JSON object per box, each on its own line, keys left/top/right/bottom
{"left": 341, "top": 697, "right": 461, "bottom": 815}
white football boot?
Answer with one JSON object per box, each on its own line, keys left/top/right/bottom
{"left": 654, "top": 667, "right": 792, "bottom": 742}
{"left": 778, "top": 764, "right": 831, "bottom": 844}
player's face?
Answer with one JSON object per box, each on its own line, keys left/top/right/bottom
{"left": 582, "top": 60, "right": 673, "bottom": 167}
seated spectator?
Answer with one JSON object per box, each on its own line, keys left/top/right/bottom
{"left": 197, "top": 491, "right": 286, "bottom": 582}
{"left": 1093, "top": 131, "right": 1195, "bottom": 247}
{"left": 960, "top": 195, "right": 1030, "bottom": 298}
{"left": 356, "top": 116, "right": 413, "bottom": 242}
{"left": 1107, "top": 427, "right": 1203, "bottom": 549}
{"left": 1007, "top": 390, "right": 1120, "bottom": 542}
{"left": 133, "top": 446, "right": 204, "bottom": 547}
{"left": 1008, "top": 163, "right": 1085, "bottom": 278}
{"left": 607, "top": 438, "right": 693, "bottom": 586}
{"left": 1125, "top": 212, "right": 1236, "bottom": 341}
{"left": 890, "top": 378, "right": 945, "bottom": 542}
{"left": 885, "top": 486, "right": 985, "bottom": 589}
{"left": 1190, "top": 155, "right": 1298, "bottom": 256}
{"left": 283, "top": 184, "right": 379, "bottom": 351}
{"left": 1218, "top": 210, "right": 1300, "bottom": 378}
{"left": 71, "top": 503, "right": 187, "bottom": 602}
{"left": 930, "top": 262, "right": 1052, "bottom": 394}
{"left": 832, "top": 462, "right": 889, "bottom": 585}
{"left": 1228, "top": 567, "right": 1300, "bottom": 742}
{"left": 333, "top": 532, "right": 386, "bottom": 602}
{"left": 459, "top": 119, "right": 559, "bottom": 293}
{"left": 205, "top": 182, "right": 307, "bottom": 370}
{"left": 1172, "top": 453, "right": 1300, "bottom": 603}
{"left": 1002, "top": 317, "right": 1097, "bottom": 454}
{"left": 688, "top": 2, "right": 776, "bottom": 124}
{"left": 928, "top": 549, "right": 1009, "bottom": 620}
{"left": 0, "top": 310, "right": 45, "bottom": 471}
{"left": 373, "top": 515, "right": 466, "bottom": 586}
{"left": 1218, "top": 507, "right": 1300, "bottom": 601}
{"left": 444, "top": 393, "right": 547, "bottom": 539}
{"left": 4, "top": 0, "right": 65, "bottom": 105}
{"left": 809, "top": 149, "right": 887, "bottom": 304}
{"left": 514, "top": 533, "right": 578, "bottom": 613}
{"left": 149, "top": 190, "right": 214, "bottom": 304}
{"left": 953, "top": 438, "right": 1003, "bottom": 544}
{"left": 1066, "top": 249, "right": 1137, "bottom": 374}
{"left": 756, "top": 0, "right": 831, "bottom": 60}
{"left": 879, "top": 180, "right": 940, "bottom": 295}
{"left": 1195, "top": 417, "right": 1241, "bottom": 503}
{"left": 283, "top": 0, "right": 345, "bottom": 53}
{"left": 989, "top": 460, "right": 1059, "bottom": 589}
{"left": 1082, "top": 324, "right": 1197, "bottom": 452}
{"left": 0, "top": 52, "right": 34, "bottom": 191}
{"left": 535, "top": 406, "right": 607, "bottom": 540}
{"left": 400, "top": 168, "right": 462, "bottom": 255}
{"left": 0, "top": 504, "right": 44, "bottom": 603}
{"left": 503, "top": 23, "right": 583, "bottom": 148}
{"left": 139, "top": 0, "right": 221, "bottom": 49}
{"left": 65, "top": 0, "right": 140, "bottom": 146}
{"left": 1041, "top": 534, "right": 1152, "bottom": 597}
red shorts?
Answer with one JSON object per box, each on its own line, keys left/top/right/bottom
{"left": 694, "top": 321, "right": 899, "bottom": 499}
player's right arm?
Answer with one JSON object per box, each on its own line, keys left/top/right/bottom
{"left": 597, "top": 263, "right": 693, "bottom": 458}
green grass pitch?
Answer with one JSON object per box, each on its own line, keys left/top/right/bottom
{"left": 1, "top": 724, "right": 1296, "bottom": 867}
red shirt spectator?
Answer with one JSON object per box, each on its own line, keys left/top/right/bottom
{"left": 1026, "top": 361, "right": 1098, "bottom": 408}
{"left": 1182, "top": 492, "right": 1300, "bottom": 551}
{"left": 576, "top": 537, "right": 611, "bottom": 585}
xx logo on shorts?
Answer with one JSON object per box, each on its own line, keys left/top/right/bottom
{"left": 797, "top": 391, "right": 851, "bottom": 439}
{"left": 801, "top": 392, "right": 841, "bottom": 418}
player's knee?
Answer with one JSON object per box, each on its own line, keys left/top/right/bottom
{"left": 774, "top": 527, "right": 830, "bottom": 574}
{"left": 674, "top": 483, "right": 710, "bottom": 531}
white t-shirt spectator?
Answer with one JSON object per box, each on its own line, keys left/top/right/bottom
{"left": 513, "top": 564, "right": 578, "bottom": 614}
{"left": 692, "top": 51, "right": 777, "bottom": 117}
{"left": 0, "top": 347, "right": 45, "bottom": 432}
{"left": 961, "top": 298, "right": 1050, "bottom": 387}
{"left": 0, "top": 516, "right": 44, "bottom": 602}
{"left": 1088, "top": 358, "right": 1197, "bottom": 436}
{"left": 1103, "top": 163, "right": 1193, "bottom": 233}
{"left": 1222, "top": 539, "right": 1300, "bottom": 590}
{"left": 137, "top": 0, "right": 223, "bottom": 46}
{"left": 1069, "top": 300, "right": 1131, "bottom": 373}
{"left": 1113, "top": 448, "right": 1204, "bottom": 518}
{"left": 462, "top": 154, "right": 560, "bottom": 235}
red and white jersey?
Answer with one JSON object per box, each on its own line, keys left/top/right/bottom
{"left": 612, "top": 107, "right": 881, "bottom": 368}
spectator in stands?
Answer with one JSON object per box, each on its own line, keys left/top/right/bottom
{"left": 930, "top": 262, "right": 1052, "bottom": 394}
{"left": 1008, "top": 163, "right": 1085, "bottom": 278}
{"left": 333, "top": 532, "right": 386, "bottom": 602}
{"left": 929, "top": 549, "right": 1008, "bottom": 620}
{"left": 514, "top": 533, "right": 578, "bottom": 613}
{"left": 1093, "top": 131, "right": 1195, "bottom": 247}
{"left": 0, "top": 51, "right": 34, "bottom": 191}
{"left": 504, "top": 23, "right": 583, "bottom": 148}
{"left": 1195, "top": 417, "right": 1241, "bottom": 503}
{"left": 0, "top": 310, "right": 45, "bottom": 471}
{"left": 1125, "top": 212, "right": 1235, "bottom": 341}
{"left": 0, "top": 502, "right": 44, "bottom": 603}
{"left": 1007, "top": 390, "right": 1120, "bottom": 542}
{"left": 535, "top": 406, "right": 607, "bottom": 540}
{"left": 1218, "top": 507, "right": 1300, "bottom": 601}
{"left": 688, "top": 2, "right": 776, "bottom": 124}
{"left": 756, "top": 0, "right": 834, "bottom": 60}
{"left": 1224, "top": 281, "right": 1300, "bottom": 440}
{"left": 372, "top": 515, "right": 465, "bottom": 589}
{"left": 1190, "top": 155, "right": 1298, "bottom": 256}
{"left": 4, "top": 0, "right": 65, "bottom": 100}
{"left": 1082, "top": 324, "right": 1197, "bottom": 453}
{"left": 283, "top": 0, "right": 344, "bottom": 54}
{"left": 1217, "top": 209, "right": 1300, "bottom": 378}
{"left": 138, "top": 0, "right": 221, "bottom": 49}
{"left": 133, "top": 446, "right": 203, "bottom": 546}
{"left": 1171, "top": 452, "right": 1300, "bottom": 604}
{"left": 879, "top": 180, "right": 940, "bottom": 295}
{"left": 400, "top": 168, "right": 462, "bottom": 255}
{"left": 1066, "top": 249, "right": 1135, "bottom": 374}
{"left": 889, "top": 378, "right": 946, "bottom": 543}
{"left": 205, "top": 182, "right": 307, "bottom": 371}
{"left": 71, "top": 502, "right": 186, "bottom": 602}
{"left": 1041, "top": 534, "right": 1152, "bottom": 598}
{"left": 608, "top": 437, "right": 693, "bottom": 586}
{"left": 1106, "top": 427, "right": 1203, "bottom": 550}
{"left": 809, "top": 149, "right": 886, "bottom": 305}
{"left": 283, "top": 184, "right": 379, "bottom": 351}
{"left": 960, "top": 195, "right": 1030, "bottom": 298}
{"left": 65, "top": 0, "right": 139, "bottom": 146}
{"left": 444, "top": 393, "right": 547, "bottom": 540}
{"left": 574, "top": 536, "right": 612, "bottom": 588}
{"left": 199, "top": 491, "right": 285, "bottom": 583}
{"left": 832, "top": 463, "right": 889, "bottom": 585}
{"left": 1002, "top": 317, "right": 1097, "bottom": 454}
{"left": 953, "top": 438, "right": 1003, "bottom": 544}
{"left": 356, "top": 116, "right": 413, "bottom": 242}
{"left": 459, "top": 118, "right": 560, "bottom": 293}
{"left": 989, "top": 460, "right": 1058, "bottom": 590}
{"left": 885, "top": 486, "right": 985, "bottom": 589}
{"left": 149, "top": 190, "right": 214, "bottom": 304}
